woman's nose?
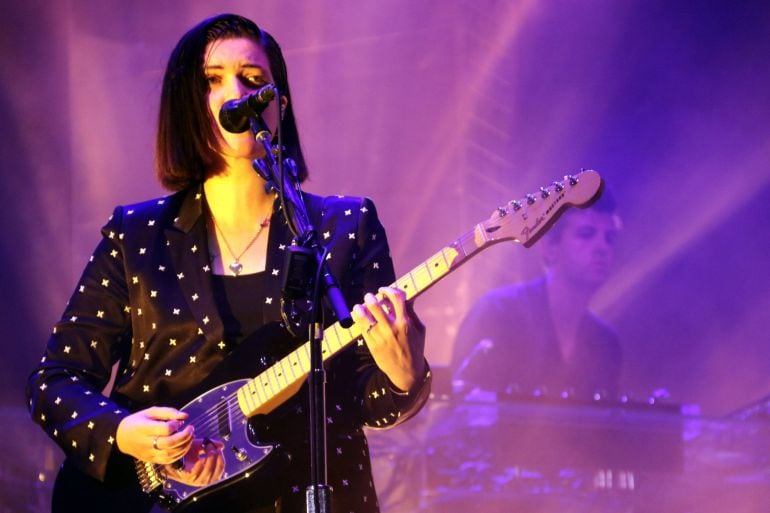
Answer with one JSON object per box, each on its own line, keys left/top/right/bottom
{"left": 223, "top": 76, "right": 249, "bottom": 101}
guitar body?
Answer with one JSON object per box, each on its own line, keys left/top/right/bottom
{"left": 54, "top": 400, "right": 287, "bottom": 513}
{"left": 137, "top": 321, "right": 299, "bottom": 512}
{"left": 145, "top": 380, "right": 285, "bottom": 512}
{"left": 53, "top": 322, "right": 297, "bottom": 513}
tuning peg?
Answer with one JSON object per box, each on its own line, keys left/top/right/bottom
{"left": 509, "top": 200, "right": 522, "bottom": 211}
{"left": 496, "top": 206, "right": 507, "bottom": 217}
{"left": 552, "top": 181, "right": 564, "bottom": 192}
{"left": 539, "top": 186, "right": 550, "bottom": 199}
{"left": 567, "top": 175, "right": 579, "bottom": 186}
{"left": 526, "top": 194, "right": 536, "bottom": 205}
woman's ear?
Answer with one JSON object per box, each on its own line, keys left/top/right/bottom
{"left": 280, "top": 95, "right": 288, "bottom": 119}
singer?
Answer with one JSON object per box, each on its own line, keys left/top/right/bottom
{"left": 26, "top": 13, "right": 430, "bottom": 513}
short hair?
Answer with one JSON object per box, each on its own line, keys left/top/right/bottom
{"left": 156, "top": 13, "right": 308, "bottom": 191}
{"left": 546, "top": 185, "right": 619, "bottom": 242}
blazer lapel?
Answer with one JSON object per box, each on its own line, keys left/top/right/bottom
{"left": 263, "top": 203, "right": 296, "bottom": 323}
{"left": 163, "top": 187, "right": 225, "bottom": 346}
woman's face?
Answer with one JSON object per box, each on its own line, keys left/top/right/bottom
{"left": 203, "top": 37, "right": 282, "bottom": 161}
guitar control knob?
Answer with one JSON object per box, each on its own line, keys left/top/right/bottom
{"left": 232, "top": 446, "right": 250, "bottom": 463}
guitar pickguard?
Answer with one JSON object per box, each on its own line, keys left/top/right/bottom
{"left": 141, "top": 380, "right": 285, "bottom": 512}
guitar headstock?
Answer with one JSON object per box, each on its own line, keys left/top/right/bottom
{"left": 480, "top": 169, "right": 603, "bottom": 248}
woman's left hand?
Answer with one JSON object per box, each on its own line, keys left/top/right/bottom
{"left": 351, "top": 286, "right": 426, "bottom": 392}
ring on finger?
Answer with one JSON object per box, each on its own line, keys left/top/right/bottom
{"left": 152, "top": 436, "right": 160, "bottom": 450}
{"left": 366, "top": 320, "right": 378, "bottom": 334}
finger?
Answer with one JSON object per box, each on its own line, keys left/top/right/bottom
{"left": 186, "top": 443, "right": 218, "bottom": 483}
{"left": 378, "top": 287, "right": 407, "bottom": 321}
{"left": 364, "top": 293, "right": 389, "bottom": 325}
{"left": 161, "top": 463, "right": 181, "bottom": 481}
{"left": 155, "top": 445, "right": 186, "bottom": 466}
{"left": 146, "top": 406, "right": 189, "bottom": 422}
{"left": 159, "top": 454, "right": 185, "bottom": 466}
{"left": 164, "top": 425, "right": 195, "bottom": 450}
{"left": 351, "top": 304, "right": 376, "bottom": 335}
{"left": 210, "top": 439, "right": 225, "bottom": 450}
{"left": 141, "top": 409, "right": 188, "bottom": 438}
{"left": 165, "top": 445, "right": 192, "bottom": 466}
{"left": 351, "top": 303, "right": 373, "bottom": 324}
{"left": 186, "top": 454, "right": 207, "bottom": 482}
{"left": 151, "top": 426, "right": 193, "bottom": 462}
{"left": 165, "top": 443, "right": 195, "bottom": 464}
{"left": 198, "top": 447, "right": 220, "bottom": 484}
{"left": 212, "top": 451, "right": 225, "bottom": 481}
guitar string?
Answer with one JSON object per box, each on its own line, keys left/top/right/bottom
{"left": 145, "top": 398, "right": 246, "bottom": 478}
{"left": 182, "top": 344, "right": 320, "bottom": 435}
{"left": 173, "top": 355, "right": 308, "bottom": 440}
{"left": 170, "top": 343, "right": 320, "bottom": 440}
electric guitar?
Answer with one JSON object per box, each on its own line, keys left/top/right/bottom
{"left": 132, "top": 170, "right": 604, "bottom": 511}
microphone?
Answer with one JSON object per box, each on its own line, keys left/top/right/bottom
{"left": 218, "top": 84, "right": 277, "bottom": 134}
{"left": 451, "top": 338, "right": 494, "bottom": 394}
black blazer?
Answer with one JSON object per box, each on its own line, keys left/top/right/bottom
{"left": 27, "top": 185, "right": 430, "bottom": 512}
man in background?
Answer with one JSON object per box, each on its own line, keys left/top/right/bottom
{"left": 451, "top": 190, "right": 622, "bottom": 399}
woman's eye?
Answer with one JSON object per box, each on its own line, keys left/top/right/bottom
{"left": 243, "top": 75, "right": 267, "bottom": 87}
{"left": 205, "top": 75, "right": 222, "bottom": 85}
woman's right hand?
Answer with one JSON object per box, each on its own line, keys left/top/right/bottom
{"left": 162, "top": 438, "right": 226, "bottom": 486}
{"left": 116, "top": 406, "right": 193, "bottom": 464}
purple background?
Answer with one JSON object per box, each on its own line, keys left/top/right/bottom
{"left": 2, "top": 1, "right": 770, "bottom": 511}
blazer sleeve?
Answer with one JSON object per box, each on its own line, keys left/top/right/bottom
{"left": 26, "top": 206, "right": 133, "bottom": 481}
{"left": 332, "top": 197, "right": 432, "bottom": 429}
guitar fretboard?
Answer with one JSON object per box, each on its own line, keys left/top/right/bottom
{"left": 234, "top": 239, "right": 471, "bottom": 417}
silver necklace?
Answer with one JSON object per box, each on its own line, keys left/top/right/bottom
{"left": 210, "top": 214, "right": 270, "bottom": 276}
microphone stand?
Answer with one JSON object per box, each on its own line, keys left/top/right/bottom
{"left": 247, "top": 114, "right": 351, "bottom": 513}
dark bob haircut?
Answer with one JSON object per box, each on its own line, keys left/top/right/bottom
{"left": 156, "top": 13, "right": 308, "bottom": 191}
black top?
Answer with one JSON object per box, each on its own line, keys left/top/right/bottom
{"left": 211, "top": 272, "right": 268, "bottom": 346}
{"left": 452, "top": 277, "right": 622, "bottom": 399}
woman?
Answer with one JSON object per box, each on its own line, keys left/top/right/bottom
{"left": 27, "top": 13, "right": 430, "bottom": 513}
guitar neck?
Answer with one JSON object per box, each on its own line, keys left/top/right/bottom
{"left": 235, "top": 170, "right": 603, "bottom": 418}
{"left": 235, "top": 233, "right": 480, "bottom": 418}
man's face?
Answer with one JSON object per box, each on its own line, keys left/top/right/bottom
{"left": 547, "top": 209, "right": 618, "bottom": 291}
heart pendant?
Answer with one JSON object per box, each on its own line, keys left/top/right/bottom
{"left": 229, "top": 261, "right": 243, "bottom": 276}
